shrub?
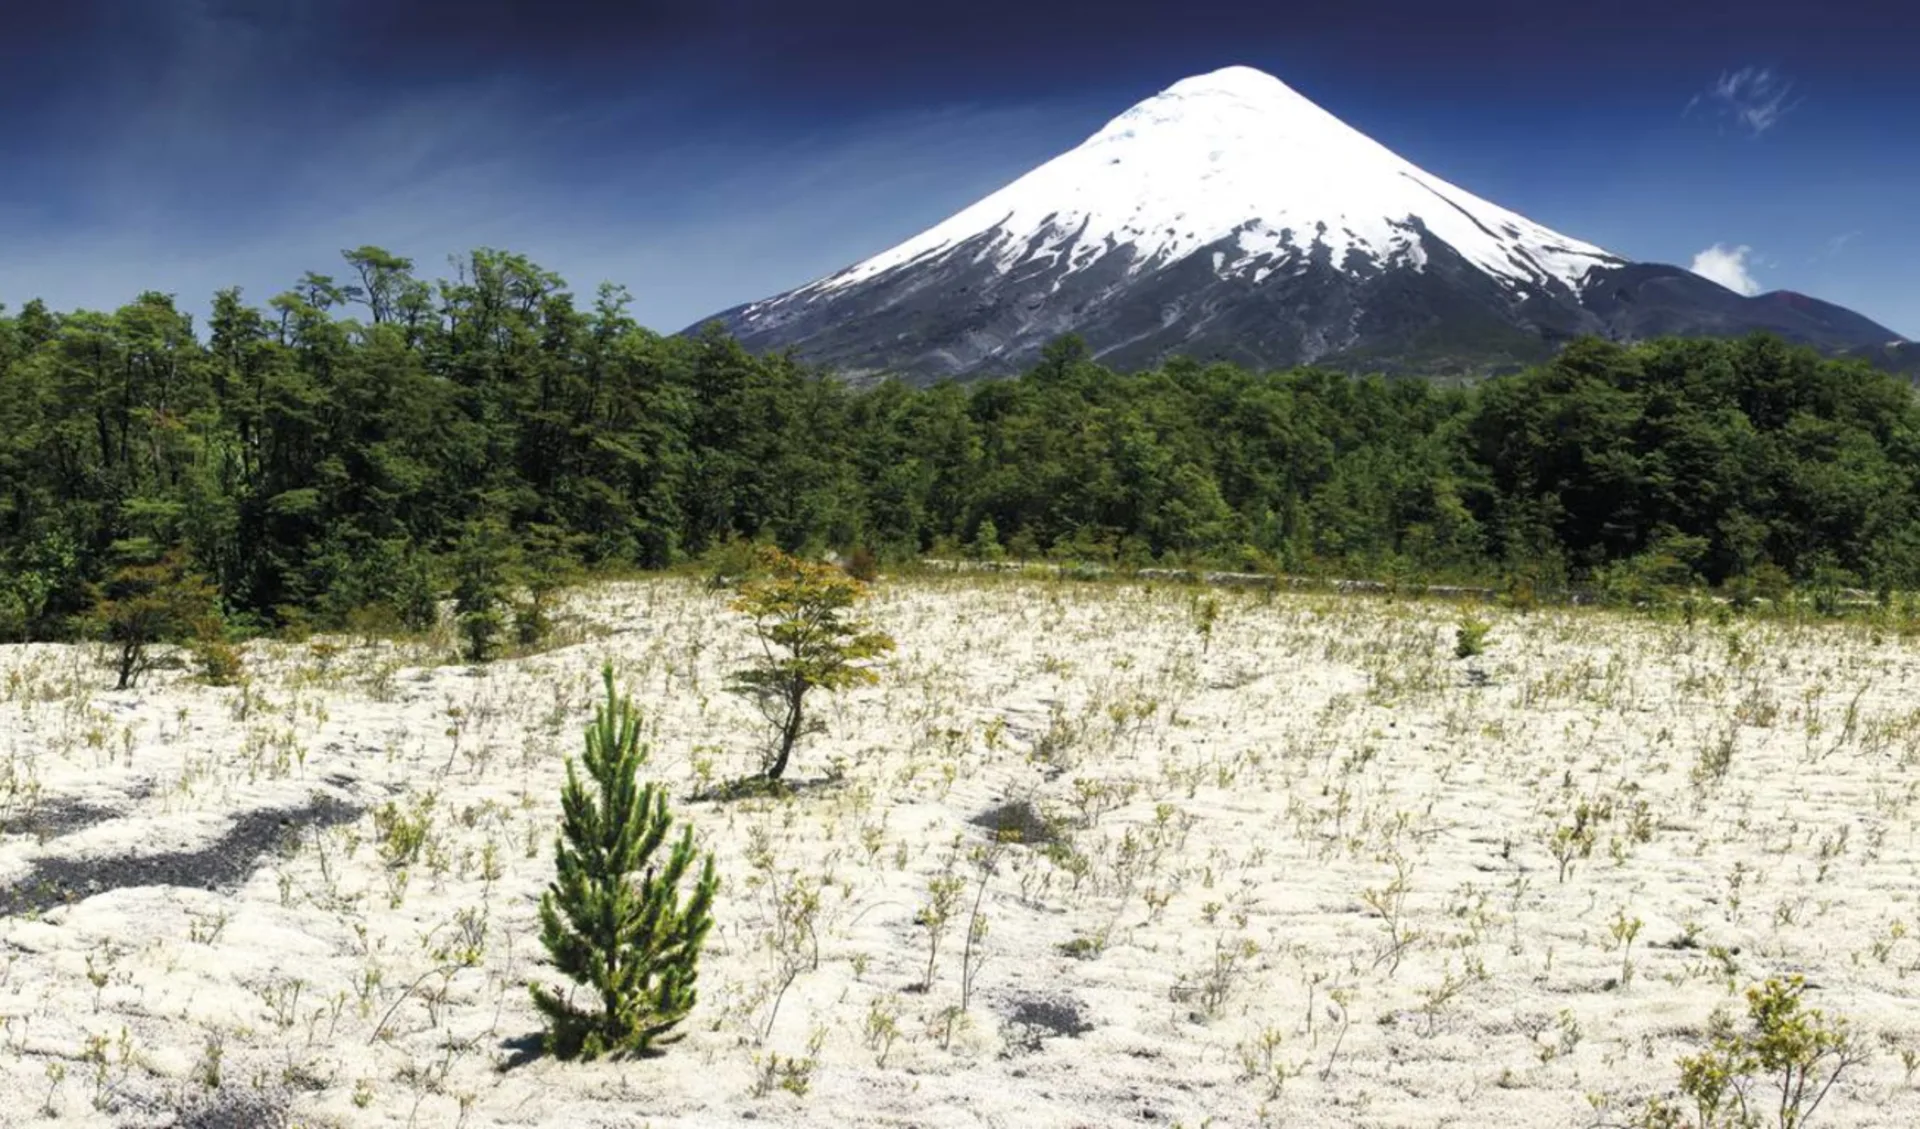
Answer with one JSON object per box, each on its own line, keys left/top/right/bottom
{"left": 969, "top": 518, "right": 1005, "bottom": 562}
{"left": 1724, "top": 574, "right": 1758, "bottom": 612}
{"left": 1749, "top": 563, "right": 1793, "bottom": 608}
{"left": 1635, "top": 976, "right": 1866, "bottom": 1128}
{"left": 1232, "top": 544, "right": 1277, "bottom": 575}
{"left": 1454, "top": 616, "right": 1491, "bottom": 659}
{"left": 186, "top": 589, "right": 242, "bottom": 685}
{"left": 1599, "top": 536, "right": 1708, "bottom": 609}
{"left": 842, "top": 545, "right": 880, "bottom": 583}
{"left": 699, "top": 536, "right": 765, "bottom": 590}
{"left": 515, "top": 524, "right": 581, "bottom": 648}
{"left": 457, "top": 607, "right": 506, "bottom": 664}
{"left": 394, "top": 551, "right": 441, "bottom": 633}
{"left": 191, "top": 632, "right": 245, "bottom": 686}
{"left": 727, "top": 547, "right": 895, "bottom": 782}
{"left": 1501, "top": 575, "right": 1538, "bottom": 613}
{"left": 373, "top": 794, "right": 435, "bottom": 869}
{"left": 530, "top": 665, "right": 718, "bottom": 1059}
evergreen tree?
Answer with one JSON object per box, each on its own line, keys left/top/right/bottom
{"left": 531, "top": 665, "right": 718, "bottom": 1059}
{"left": 5, "top": 243, "right": 1920, "bottom": 630}
{"left": 969, "top": 516, "right": 1005, "bottom": 562}
{"left": 451, "top": 519, "right": 516, "bottom": 662}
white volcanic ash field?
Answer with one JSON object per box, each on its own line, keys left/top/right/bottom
{"left": 2, "top": 575, "right": 1918, "bottom": 1127}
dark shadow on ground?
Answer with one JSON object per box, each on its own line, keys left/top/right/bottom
{"left": 0, "top": 793, "right": 362, "bottom": 918}
{"left": 688, "top": 772, "right": 845, "bottom": 804}
{"left": 496, "top": 1031, "right": 544, "bottom": 1072}
{"left": 970, "top": 799, "right": 1059, "bottom": 847}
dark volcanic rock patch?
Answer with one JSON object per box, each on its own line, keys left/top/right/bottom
{"left": 1002, "top": 992, "right": 1095, "bottom": 1053}
{"left": 0, "top": 799, "right": 122, "bottom": 840}
{"left": 172, "top": 1090, "right": 292, "bottom": 1129}
{"left": 0, "top": 794, "right": 361, "bottom": 917}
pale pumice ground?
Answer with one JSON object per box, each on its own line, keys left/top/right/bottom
{"left": 2, "top": 574, "right": 1918, "bottom": 1129}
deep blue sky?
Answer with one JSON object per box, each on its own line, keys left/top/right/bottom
{"left": 2, "top": 0, "right": 1914, "bottom": 337}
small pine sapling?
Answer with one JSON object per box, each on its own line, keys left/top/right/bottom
{"left": 1193, "top": 595, "right": 1220, "bottom": 654}
{"left": 531, "top": 665, "right": 718, "bottom": 1059}
{"left": 1454, "top": 615, "right": 1491, "bottom": 660}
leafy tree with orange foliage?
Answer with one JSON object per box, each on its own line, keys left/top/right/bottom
{"left": 90, "top": 547, "right": 222, "bottom": 690}
{"left": 728, "top": 547, "right": 894, "bottom": 782}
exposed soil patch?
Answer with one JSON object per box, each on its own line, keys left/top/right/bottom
{"left": 0, "top": 794, "right": 361, "bottom": 917}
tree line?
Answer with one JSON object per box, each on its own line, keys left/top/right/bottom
{"left": 4, "top": 245, "right": 1918, "bottom": 642}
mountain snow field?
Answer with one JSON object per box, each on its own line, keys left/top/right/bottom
{"left": 710, "top": 66, "right": 1901, "bottom": 379}
{"left": 2, "top": 575, "right": 1919, "bottom": 1126}
{"left": 791, "top": 66, "right": 1623, "bottom": 300}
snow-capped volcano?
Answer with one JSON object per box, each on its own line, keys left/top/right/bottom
{"left": 803, "top": 66, "right": 1621, "bottom": 299}
{"left": 698, "top": 66, "right": 1898, "bottom": 380}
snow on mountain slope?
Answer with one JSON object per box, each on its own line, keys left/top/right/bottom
{"left": 782, "top": 65, "right": 1624, "bottom": 304}
{"left": 704, "top": 65, "right": 1900, "bottom": 381}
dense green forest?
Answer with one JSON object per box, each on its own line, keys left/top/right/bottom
{"left": 3, "top": 246, "right": 1918, "bottom": 643}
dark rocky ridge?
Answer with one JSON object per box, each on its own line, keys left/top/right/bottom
{"left": 700, "top": 222, "right": 1903, "bottom": 384}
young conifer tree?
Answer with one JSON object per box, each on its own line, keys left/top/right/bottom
{"left": 531, "top": 664, "right": 718, "bottom": 1059}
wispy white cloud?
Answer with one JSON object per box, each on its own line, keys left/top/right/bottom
{"left": 1690, "top": 243, "right": 1762, "bottom": 295}
{"left": 1811, "top": 230, "right": 1862, "bottom": 263}
{"left": 1688, "top": 67, "right": 1799, "bottom": 136}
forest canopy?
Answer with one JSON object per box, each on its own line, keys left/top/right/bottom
{"left": 3, "top": 246, "right": 1917, "bottom": 642}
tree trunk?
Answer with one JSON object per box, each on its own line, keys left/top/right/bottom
{"left": 765, "top": 684, "right": 806, "bottom": 781}
{"left": 116, "top": 642, "right": 139, "bottom": 690}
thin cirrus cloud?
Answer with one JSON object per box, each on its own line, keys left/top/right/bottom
{"left": 1690, "top": 243, "right": 1762, "bottom": 296}
{"left": 1685, "top": 66, "right": 1799, "bottom": 136}
{"left": 1814, "top": 230, "right": 1861, "bottom": 263}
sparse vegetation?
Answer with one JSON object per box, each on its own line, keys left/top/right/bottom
{"left": 0, "top": 571, "right": 1913, "bottom": 1126}
{"left": 1634, "top": 977, "right": 1867, "bottom": 1128}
